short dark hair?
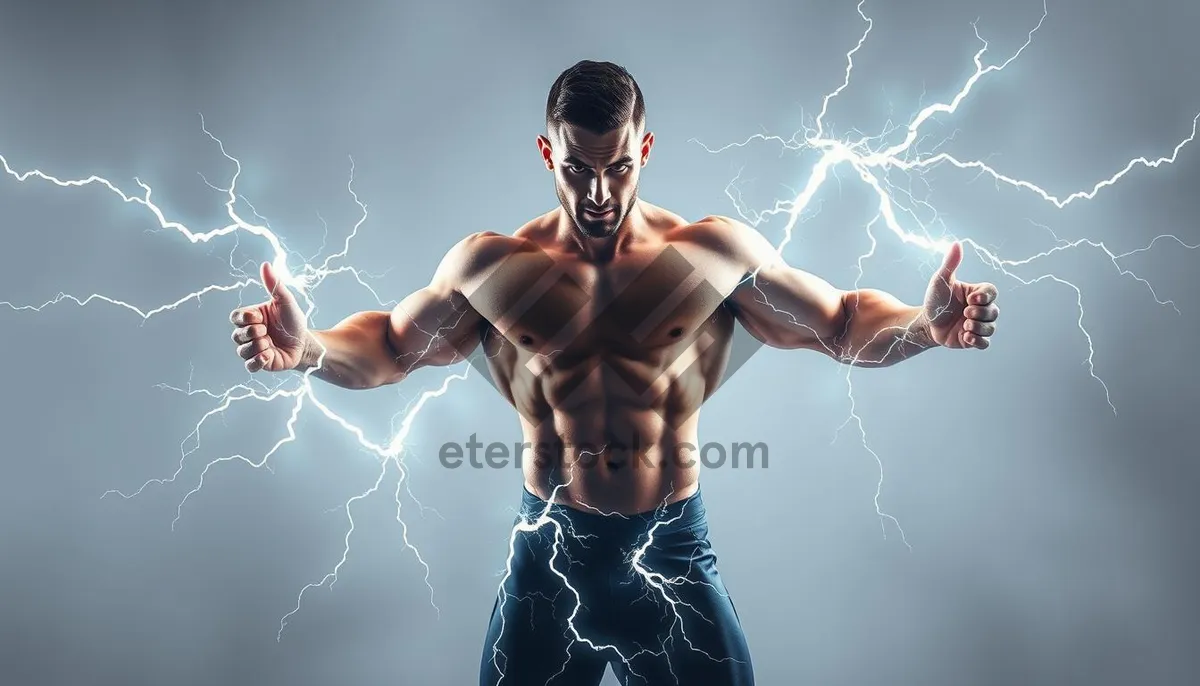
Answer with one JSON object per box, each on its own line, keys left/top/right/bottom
{"left": 546, "top": 60, "right": 645, "bottom": 135}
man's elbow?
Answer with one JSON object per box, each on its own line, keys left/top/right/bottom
{"left": 814, "top": 290, "right": 854, "bottom": 360}
{"left": 743, "top": 311, "right": 848, "bottom": 357}
{"left": 383, "top": 313, "right": 475, "bottom": 381}
{"left": 824, "top": 289, "right": 915, "bottom": 367}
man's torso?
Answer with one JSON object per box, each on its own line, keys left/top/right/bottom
{"left": 461, "top": 203, "right": 751, "bottom": 514}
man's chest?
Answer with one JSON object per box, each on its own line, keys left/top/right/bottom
{"left": 467, "top": 243, "right": 742, "bottom": 356}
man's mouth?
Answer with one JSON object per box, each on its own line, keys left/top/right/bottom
{"left": 584, "top": 207, "right": 614, "bottom": 218}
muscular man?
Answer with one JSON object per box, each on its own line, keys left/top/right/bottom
{"left": 229, "top": 60, "right": 999, "bottom": 685}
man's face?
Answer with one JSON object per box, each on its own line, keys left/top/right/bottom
{"left": 538, "top": 121, "right": 653, "bottom": 239}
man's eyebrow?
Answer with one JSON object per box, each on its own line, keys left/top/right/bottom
{"left": 562, "top": 155, "right": 634, "bottom": 167}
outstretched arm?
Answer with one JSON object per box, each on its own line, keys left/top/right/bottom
{"left": 296, "top": 233, "right": 493, "bottom": 388}
{"left": 231, "top": 232, "right": 494, "bottom": 389}
{"left": 712, "top": 217, "right": 998, "bottom": 367}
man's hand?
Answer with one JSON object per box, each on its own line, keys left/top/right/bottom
{"left": 229, "top": 262, "right": 309, "bottom": 372}
{"left": 923, "top": 242, "right": 999, "bottom": 350}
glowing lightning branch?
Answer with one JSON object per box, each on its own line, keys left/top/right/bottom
{"left": 489, "top": 467, "right": 737, "bottom": 683}
{"left": 0, "top": 115, "right": 471, "bottom": 638}
{"left": 487, "top": 458, "right": 647, "bottom": 684}
{"left": 695, "top": 0, "right": 1199, "bottom": 545}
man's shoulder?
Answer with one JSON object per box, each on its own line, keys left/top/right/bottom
{"left": 468, "top": 208, "right": 559, "bottom": 250}
{"left": 667, "top": 214, "right": 765, "bottom": 262}
{"left": 440, "top": 215, "right": 558, "bottom": 285}
{"left": 446, "top": 231, "right": 534, "bottom": 274}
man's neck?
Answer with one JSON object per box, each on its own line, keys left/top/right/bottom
{"left": 559, "top": 201, "right": 648, "bottom": 264}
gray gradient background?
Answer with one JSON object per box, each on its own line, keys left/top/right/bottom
{"left": 1, "top": 0, "right": 1198, "bottom": 684}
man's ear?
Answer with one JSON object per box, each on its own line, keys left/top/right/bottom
{"left": 640, "top": 131, "right": 654, "bottom": 166}
{"left": 536, "top": 135, "right": 554, "bottom": 170}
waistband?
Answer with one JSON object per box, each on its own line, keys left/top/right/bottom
{"left": 519, "top": 484, "right": 708, "bottom": 537}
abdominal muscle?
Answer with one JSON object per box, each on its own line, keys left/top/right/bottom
{"left": 506, "top": 341, "right": 716, "bottom": 515}
{"left": 518, "top": 407, "right": 703, "bottom": 516}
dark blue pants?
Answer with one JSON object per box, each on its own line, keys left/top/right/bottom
{"left": 479, "top": 487, "right": 755, "bottom": 685}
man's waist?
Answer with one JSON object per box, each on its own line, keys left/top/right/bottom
{"left": 518, "top": 483, "right": 707, "bottom": 539}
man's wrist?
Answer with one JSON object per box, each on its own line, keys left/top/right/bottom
{"left": 906, "top": 307, "right": 939, "bottom": 350}
{"left": 296, "top": 330, "right": 324, "bottom": 370}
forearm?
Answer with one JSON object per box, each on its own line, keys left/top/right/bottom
{"left": 831, "top": 289, "right": 936, "bottom": 367}
{"left": 296, "top": 311, "right": 405, "bottom": 389}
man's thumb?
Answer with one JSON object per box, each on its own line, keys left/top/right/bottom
{"left": 260, "top": 261, "right": 291, "bottom": 302}
{"left": 935, "top": 242, "right": 963, "bottom": 282}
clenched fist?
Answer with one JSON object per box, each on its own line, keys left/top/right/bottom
{"left": 229, "top": 262, "right": 309, "bottom": 372}
{"left": 923, "top": 242, "right": 999, "bottom": 350}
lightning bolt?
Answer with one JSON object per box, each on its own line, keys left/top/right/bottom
{"left": 489, "top": 467, "right": 743, "bottom": 684}
{"left": 0, "top": 116, "right": 469, "bottom": 640}
{"left": 487, "top": 454, "right": 643, "bottom": 684}
{"left": 695, "top": 0, "right": 1199, "bottom": 548}
{"left": 2, "top": 1, "right": 1196, "bottom": 681}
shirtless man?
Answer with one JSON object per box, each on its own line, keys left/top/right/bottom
{"left": 228, "top": 60, "right": 999, "bottom": 685}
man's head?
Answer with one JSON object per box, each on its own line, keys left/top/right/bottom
{"left": 538, "top": 60, "right": 654, "bottom": 239}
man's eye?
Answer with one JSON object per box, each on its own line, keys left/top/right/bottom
{"left": 567, "top": 165, "right": 588, "bottom": 174}
{"left": 612, "top": 164, "right": 630, "bottom": 173}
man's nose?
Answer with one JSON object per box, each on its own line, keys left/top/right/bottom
{"left": 588, "top": 174, "right": 611, "bottom": 206}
